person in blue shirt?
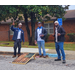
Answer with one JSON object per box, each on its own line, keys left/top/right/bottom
{"left": 11, "top": 22, "right": 25, "bottom": 58}
{"left": 35, "top": 22, "right": 47, "bottom": 58}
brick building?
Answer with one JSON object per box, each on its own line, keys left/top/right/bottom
{"left": 0, "top": 10, "right": 75, "bottom": 42}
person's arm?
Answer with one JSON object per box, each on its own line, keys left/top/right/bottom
{"left": 21, "top": 31, "right": 25, "bottom": 45}
{"left": 52, "top": 33, "right": 55, "bottom": 37}
{"left": 60, "top": 27, "right": 66, "bottom": 36}
{"left": 35, "top": 29, "right": 37, "bottom": 44}
{"left": 22, "top": 31, "right": 25, "bottom": 43}
{"left": 11, "top": 22, "right": 16, "bottom": 31}
{"left": 44, "top": 28, "right": 48, "bottom": 36}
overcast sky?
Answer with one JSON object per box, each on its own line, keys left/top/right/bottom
{"left": 62, "top": 5, "right": 75, "bottom": 10}
{"left": 69, "top": 5, "right": 75, "bottom": 10}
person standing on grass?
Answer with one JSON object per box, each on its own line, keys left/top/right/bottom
{"left": 35, "top": 22, "right": 47, "bottom": 58}
{"left": 52, "top": 21, "right": 66, "bottom": 63}
{"left": 11, "top": 22, "right": 25, "bottom": 58}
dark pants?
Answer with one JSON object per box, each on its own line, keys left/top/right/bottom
{"left": 14, "top": 39, "right": 21, "bottom": 56}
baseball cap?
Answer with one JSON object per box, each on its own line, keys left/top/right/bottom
{"left": 54, "top": 21, "right": 59, "bottom": 24}
{"left": 18, "top": 23, "right": 22, "bottom": 26}
{"left": 38, "top": 22, "right": 42, "bottom": 24}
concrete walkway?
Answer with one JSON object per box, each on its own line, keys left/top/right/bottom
{"left": 0, "top": 46, "right": 49, "bottom": 53}
{"left": 0, "top": 46, "right": 75, "bottom": 60}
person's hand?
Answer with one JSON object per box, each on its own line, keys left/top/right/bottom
{"left": 12, "top": 22, "right": 15, "bottom": 25}
{"left": 35, "top": 40, "right": 37, "bottom": 44}
{"left": 40, "top": 34, "right": 44, "bottom": 37}
{"left": 57, "top": 33, "right": 61, "bottom": 36}
{"left": 23, "top": 42, "right": 24, "bottom": 45}
{"left": 52, "top": 33, "right": 54, "bottom": 36}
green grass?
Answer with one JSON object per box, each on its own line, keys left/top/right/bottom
{"left": 0, "top": 41, "right": 75, "bottom": 51}
{"left": 45, "top": 42, "right": 75, "bottom": 51}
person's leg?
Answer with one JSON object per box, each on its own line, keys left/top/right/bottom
{"left": 17, "top": 40, "right": 21, "bottom": 56}
{"left": 13, "top": 40, "right": 18, "bottom": 56}
{"left": 41, "top": 41, "right": 46, "bottom": 56}
{"left": 37, "top": 41, "right": 42, "bottom": 56}
{"left": 55, "top": 42, "right": 61, "bottom": 59}
{"left": 59, "top": 42, "right": 65, "bottom": 60}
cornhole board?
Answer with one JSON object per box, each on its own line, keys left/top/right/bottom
{"left": 12, "top": 53, "right": 36, "bottom": 65}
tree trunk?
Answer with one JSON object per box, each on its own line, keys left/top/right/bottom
{"left": 24, "top": 12, "right": 36, "bottom": 45}
{"left": 31, "top": 12, "right": 36, "bottom": 45}
{"left": 24, "top": 13, "right": 31, "bottom": 45}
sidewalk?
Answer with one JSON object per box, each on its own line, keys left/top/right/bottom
{"left": 0, "top": 46, "right": 75, "bottom": 60}
{"left": 0, "top": 46, "right": 49, "bottom": 53}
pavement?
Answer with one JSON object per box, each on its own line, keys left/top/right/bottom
{"left": 0, "top": 46, "right": 75, "bottom": 70}
{"left": 0, "top": 55, "right": 75, "bottom": 70}
{"left": 0, "top": 46, "right": 49, "bottom": 53}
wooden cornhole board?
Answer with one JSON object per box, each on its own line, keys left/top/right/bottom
{"left": 12, "top": 53, "right": 36, "bottom": 65}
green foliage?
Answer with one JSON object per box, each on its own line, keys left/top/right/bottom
{"left": 0, "top": 5, "right": 69, "bottom": 45}
{"left": 0, "top": 5, "right": 69, "bottom": 23}
{"left": 67, "top": 33, "right": 75, "bottom": 36}
{"left": 67, "top": 33, "right": 75, "bottom": 42}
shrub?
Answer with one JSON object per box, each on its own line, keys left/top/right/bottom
{"left": 45, "top": 34, "right": 50, "bottom": 42}
{"left": 67, "top": 33, "right": 75, "bottom": 42}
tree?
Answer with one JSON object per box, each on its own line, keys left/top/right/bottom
{"left": 0, "top": 5, "right": 69, "bottom": 45}
{"left": 21, "top": 5, "right": 69, "bottom": 45}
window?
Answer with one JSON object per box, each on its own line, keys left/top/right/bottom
{"left": 10, "top": 25, "right": 17, "bottom": 35}
{"left": 44, "top": 23, "right": 54, "bottom": 34}
{"left": 10, "top": 28, "right": 14, "bottom": 35}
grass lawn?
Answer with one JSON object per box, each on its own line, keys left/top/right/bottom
{"left": 0, "top": 41, "right": 75, "bottom": 51}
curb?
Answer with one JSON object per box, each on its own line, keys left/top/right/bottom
{"left": 0, "top": 51, "right": 24, "bottom": 55}
{"left": 0, "top": 51, "right": 38, "bottom": 55}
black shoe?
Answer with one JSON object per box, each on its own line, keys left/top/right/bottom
{"left": 39, "top": 55, "right": 42, "bottom": 57}
{"left": 43, "top": 56, "right": 46, "bottom": 58}
{"left": 62, "top": 60, "right": 66, "bottom": 64}
{"left": 54, "top": 59, "right": 61, "bottom": 61}
{"left": 12, "top": 55, "right": 16, "bottom": 58}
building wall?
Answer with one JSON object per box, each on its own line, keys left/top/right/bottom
{"left": 63, "top": 20, "right": 75, "bottom": 41}
{"left": 0, "top": 24, "right": 9, "bottom": 41}
{"left": 0, "top": 20, "right": 75, "bottom": 42}
{"left": 0, "top": 24, "right": 9, "bottom": 31}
